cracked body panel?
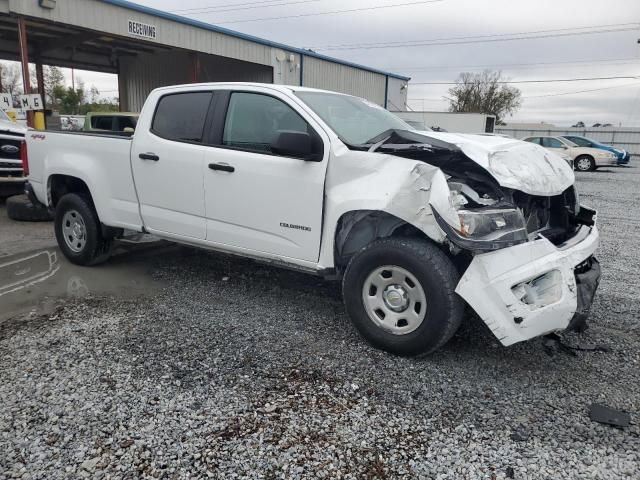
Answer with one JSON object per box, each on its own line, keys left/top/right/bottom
{"left": 322, "top": 129, "right": 600, "bottom": 346}
{"left": 456, "top": 225, "right": 599, "bottom": 345}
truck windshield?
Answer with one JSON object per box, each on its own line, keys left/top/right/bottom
{"left": 295, "top": 91, "right": 412, "bottom": 145}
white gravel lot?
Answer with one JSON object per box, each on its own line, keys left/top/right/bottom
{"left": 1, "top": 166, "right": 639, "bottom": 479}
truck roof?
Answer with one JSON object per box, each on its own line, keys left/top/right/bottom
{"left": 151, "top": 82, "right": 350, "bottom": 97}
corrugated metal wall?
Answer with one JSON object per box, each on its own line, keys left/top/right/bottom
{"left": 386, "top": 77, "right": 408, "bottom": 111}
{"left": 302, "top": 56, "right": 386, "bottom": 106}
{"left": 119, "top": 51, "right": 273, "bottom": 111}
{"left": 9, "top": 0, "right": 399, "bottom": 110}
{"left": 9, "top": 0, "right": 273, "bottom": 67}
{"left": 119, "top": 52, "right": 191, "bottom": 112}
{"left": 496, "top": 126, "right": 640, "bottom": 157}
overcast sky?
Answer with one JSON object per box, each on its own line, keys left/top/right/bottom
{"left": 30, "top": 0, "right": 640, "bottom": 125}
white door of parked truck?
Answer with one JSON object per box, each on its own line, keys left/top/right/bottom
{"left": 131, "top": 91, "right": 213, "bottom": 239}
{"left": 203, "top": 89, "right": 329, "bottom": 262}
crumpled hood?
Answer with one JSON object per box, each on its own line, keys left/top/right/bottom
{"left": 417, "top": 131, "right": 575, "bottom": 196}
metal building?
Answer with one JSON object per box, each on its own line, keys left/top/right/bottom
{"left": 0, "top": 0, "right": 410, "bottom": 115}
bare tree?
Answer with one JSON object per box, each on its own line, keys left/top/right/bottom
{"left": 446, "top": 70, "right": 521, "bottom": 123}
{"left": 0, "top": 62, "right": 22, "bottom": 96}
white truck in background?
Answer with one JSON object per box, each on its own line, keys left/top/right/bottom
{"left": 0, "top": 109, "right": 27, "bottom": 198}
{"left": 24, "top": 83, "right": 601, "bottom": 356}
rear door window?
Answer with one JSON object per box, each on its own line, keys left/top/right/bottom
{"left": 152, "top": 92, "right": 212, "bottom": 142}
{"left": 524, "top": 137, "right": 541, "bottom": 145}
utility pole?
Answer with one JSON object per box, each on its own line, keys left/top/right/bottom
{"left": 17, "top": 17, "right": 33, "bottom": 127}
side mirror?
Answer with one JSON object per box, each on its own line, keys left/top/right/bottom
{"left": 561, "top": 145, "right": 568, "bottom": 149}
{"left": 271, "top": 130, "right": 320, "bottom": 161}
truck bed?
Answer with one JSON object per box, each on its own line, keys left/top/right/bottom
{"left": 27, "top": 130, "right": 143, "bottom": 230}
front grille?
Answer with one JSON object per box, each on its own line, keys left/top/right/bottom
{"left": 0, "top": 161, "right": 21, "bottom": 168}
{"left": 512, "top": 187, "right": 580, "bottom": 245}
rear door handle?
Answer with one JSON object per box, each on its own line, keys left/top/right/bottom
{"left": 139, "top": 152, "right": 159, "bottom": 161}
{"left": 209, "top": 163, "right": 235, "bottom": 173}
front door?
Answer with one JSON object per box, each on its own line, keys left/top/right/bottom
{"left": 203, "top": 89, "right": 328, "bottom": 262}
{"left": 131, "top": 90, "right": 213, "bottom": 239}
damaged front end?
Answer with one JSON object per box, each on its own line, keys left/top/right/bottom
{"left": 373, "top": 130, "right": 601, "bottom": 345}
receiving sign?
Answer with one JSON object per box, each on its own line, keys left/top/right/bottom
{"left": 128, "top": 20, "right": 157, "bottom": 39}
{"left": 16, "top": 94, "right": 43, "bottom": 111}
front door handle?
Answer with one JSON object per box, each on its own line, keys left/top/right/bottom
{"left": 139, "top": 152, "right": 159, "bottom": 161}
{"left": 209, "top": 163, "right": 235, "bottom": 173}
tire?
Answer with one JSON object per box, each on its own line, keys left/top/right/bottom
{"left": 342, "top": 237, "right": 464, "bottom": 356}
{"left": 575, "top": 155, "right": 595, "bottom": 172}
{"left": 54, "top": 193, "right": 112, "bottom": 265}
{"left": 6, "top": 194, "right": 53, "bottom": 222}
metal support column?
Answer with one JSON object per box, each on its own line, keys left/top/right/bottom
{"left": 191, "top": 53, "right": 200, "bottom": 83}
{"left": 384, "top": 75, "right": 389, "bottom": 110}
{"left": 299, "top": 54, "right": 304, "bottom": 86}
{"left": 18, "top": 17, "right": 33, "bottom": 127}
{"left": 35, "top": 61, "right": 46, "bottom": 129}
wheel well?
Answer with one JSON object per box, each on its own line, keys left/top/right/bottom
{"left": 334, "top": 210, "right": 429, "bottom": 271}
{"left": 48, "top": 175, "right": 91, "bottom": 208}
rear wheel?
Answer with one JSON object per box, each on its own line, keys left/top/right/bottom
{"left": 54, "top": 193, "right": 112, "bottom": 265}
{"left": 342, "top": 237, "right": 464, "bottom": 356}
{"left": 575, "top": 155, "right": 595, "bottom": 172}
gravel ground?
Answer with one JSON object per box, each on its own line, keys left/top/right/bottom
{"left": 0, "top": 199, "right": 56, "bottom": 257}
{"left": 1, "top": 167, "right": 639, "bottom": 479}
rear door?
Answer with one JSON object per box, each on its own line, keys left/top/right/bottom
{"left": 131, "top": 90, "right": 214, "bottom": 239}
{"left": 202, "top": 88, "right": 329, "bottom": 262}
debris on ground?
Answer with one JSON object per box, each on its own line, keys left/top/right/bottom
{"left": 589, "top": 403, "right": 631, "bottom": 428}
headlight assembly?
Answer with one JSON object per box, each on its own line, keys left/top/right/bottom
{"left": 433, "top": 206, "right": 529, "bottom": 252}
{"left": 457, "top": 209, "right": 527, "bottom": 241}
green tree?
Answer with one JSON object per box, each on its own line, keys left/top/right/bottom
{"left": 56, "top": 84, "right": 85, "bottom": 115}
{"left": 44, "top": 65, "right": 65, "bottom": 107}
{"left": 447, "top": 70, "right": 522, "bottom": 123}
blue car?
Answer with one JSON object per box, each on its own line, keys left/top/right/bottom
{"left": 561, "top": 135, "right": 630, "bottom": 165}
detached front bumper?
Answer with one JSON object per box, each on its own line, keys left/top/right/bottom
{"left": 455, "top": 224, "right": 600, "bottom": 346}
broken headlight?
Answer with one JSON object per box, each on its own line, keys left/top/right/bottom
{"left": 457, "top": 209, "right": 527, "bottom": 242}
{"left": 432, "top": 182, "right": 528, "bottom": 251}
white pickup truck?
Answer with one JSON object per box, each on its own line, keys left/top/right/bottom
{"left": 24, "top": 83, "right": 601, "bottom": 356}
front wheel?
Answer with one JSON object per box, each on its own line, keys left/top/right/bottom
{"left": 575, "top": 155, "right": 595, "bottom": 172}
{"left": 342, "top": 238, "right": 464, "bottom": 356}
{"left": 54, "top": 193, "right": 112, "bottom": 265}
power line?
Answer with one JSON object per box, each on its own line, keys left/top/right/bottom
{"left": 216, "top": 0, "right": 445, "bottom": 24}
{"left": 411, "top": 76, "right": 640, "bottom": 85}
{"left": 172, "top": 0, "right": 323, "bottom": 15}
{"left": 387, "top": 57, "right": 639, "bottom": 73}
{"left": 523, "top": 82, "right": 640, "bottom": 99}
{"left": 310, "top": 22, "right": 639, "bottom": 49}
{"left": 407, "top": 81, "right": 640, "bottom": 102}
{"left": 306, "top": 23, "right": 640, "bottom": 50}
